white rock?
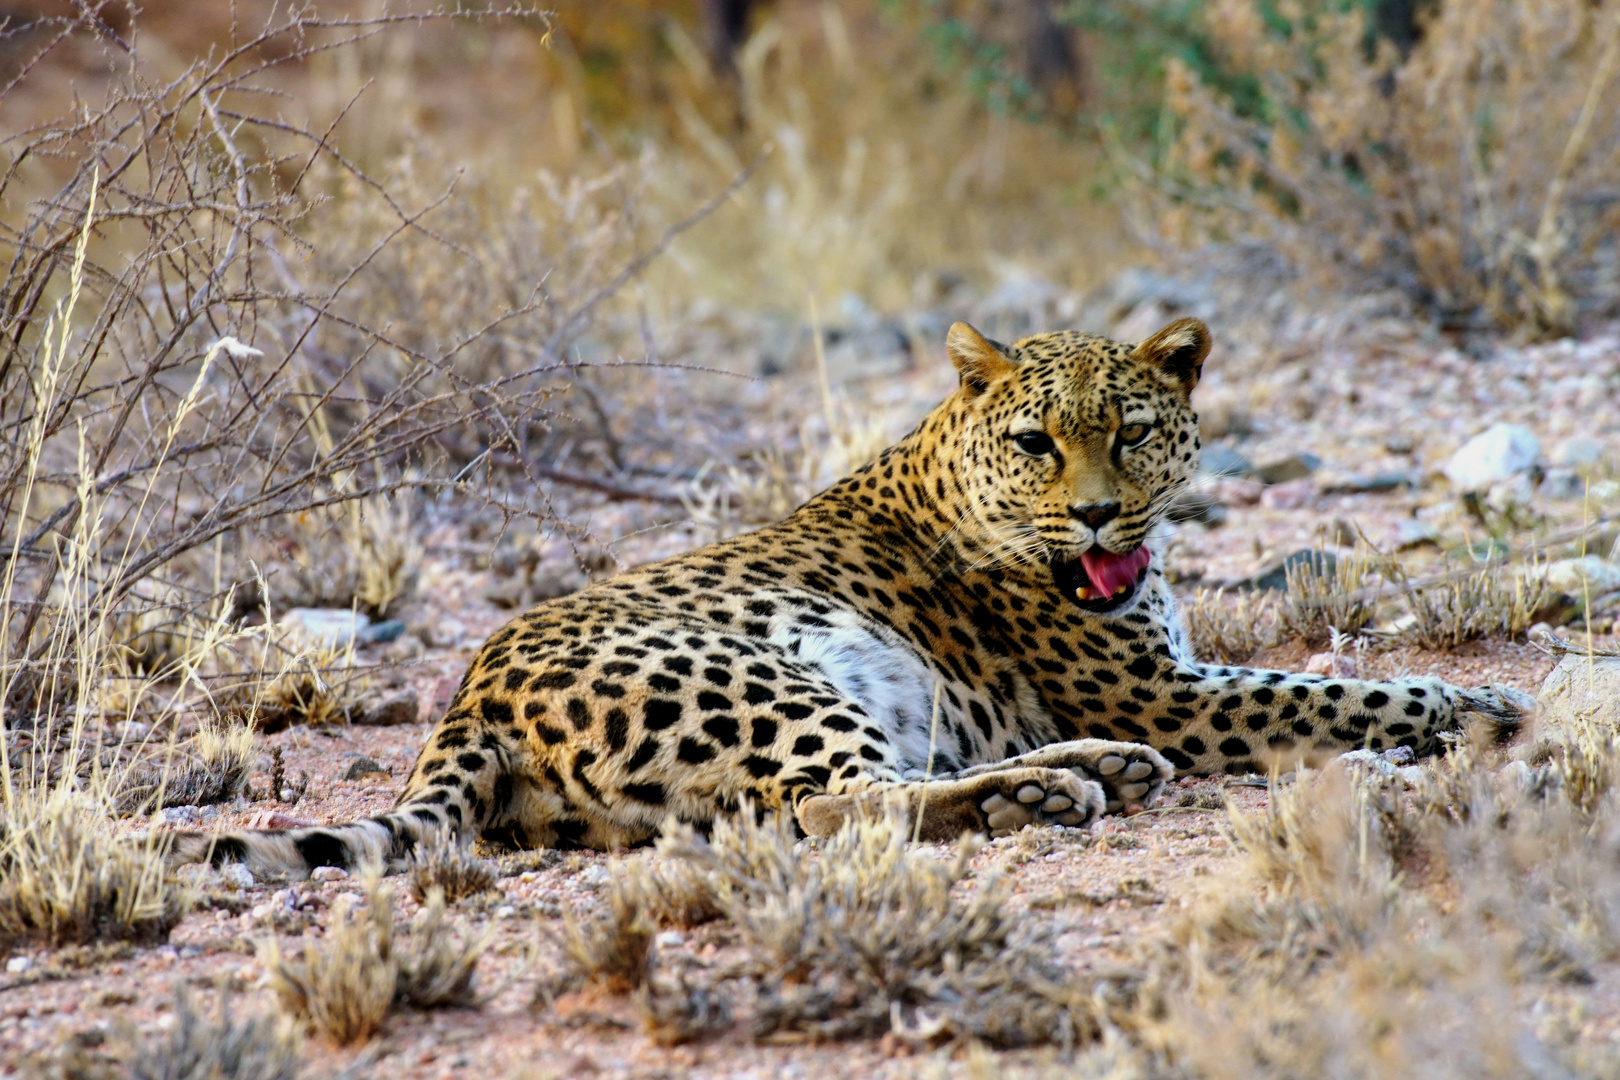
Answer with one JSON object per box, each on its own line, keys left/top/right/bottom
{"left": 1541, "top": 468, "right": 1586, "bottom": 501}
{"left": 1551, "top": 436, "right": 1604, "bottom": 469}
{"left": 495, "top": 905, "right": 518, "bottom": 919}
{"left": 655, "top": 930, "right": 686, "bottom": 948}
{"left": 1392, "top": 520, "right": 1440, "bottom": 549}
{"left": 157, "top": 805, "right": 204, "bottom": 826}
{"left": 1305, "top": 652, "right": 1356, "bottom": 678}
{"left": 1485, "top": 473, "right": 1535, "bottom": 512}
{"left": 1445, "top": 424, "right": 1540, "bottom": 492}
{"left": 1542, "top": 557, "right": 1620, "bottom": 598}
{"left": 220, "top": 864, "right": 254, "bottom": 891}
{"left": 281, "top": 608, "right": 370, "bottom": 648}
{"left": 6, "top": 956, "right": 31, "bottom": 973}
{"left": 1338, "top": 749, "right": 1397, "bottom": 776}
{"left": 309, "top": 866, "right": 348, "bottom": 882}
{"left": 114, "top": 720, "right": 152, "bottom": 743}
{"left": 1538, "top": 649, "right": 1620, "bottom": 740}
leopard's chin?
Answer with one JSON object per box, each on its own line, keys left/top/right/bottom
{"left": 1051, "top": 547, "right": 1151, "bottom": 613}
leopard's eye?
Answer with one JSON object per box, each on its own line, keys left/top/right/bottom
{"left": 1117, "top": 423, "right": 1152, "bottom": 447}
{"left": 1012, "top": 431, "right": 1055, "bottom": 456}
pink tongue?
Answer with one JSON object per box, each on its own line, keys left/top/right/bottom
{"left": 1079, "top": 546, "right": 1151, "bottom": 598}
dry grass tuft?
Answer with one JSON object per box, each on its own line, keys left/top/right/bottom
{"left": 263, "top": 485, "right": 423, "bottom": 619}
{"left": 1179, "top": 587, "right": 1278, "bottom": 664}
{"left": 406, "top": 836, "right": 498, "bottom": 905}
{"left": 114, "top": 717, "right": 256, "bottom": 815}
{"left": 625, "top": 854, "right": 723, "bottom": 929}
{"left": 259, "top": 887, "right": 488, "bottom": 1045}
{"left": 551, "top": 877, "right": 655, "bottom": 996}
{"left": 1278, "top": 547, "right": 1381, "bottom": 645}
{"left": 128, "top": 987, "right": 302, "bottom": 1080}
{"left": 637, "top": 966, "right": 734, "bottom": 1047}
{"left": 1137, "top": 738, "right": 1620, "bottom": 1079}
{"left": 657, "top": 808, "right": 1100, "bottom": 1046}
{"left": 1397, "top": 561, "right": 1553, "bottom": 651}
{"left": 0, "top": 789, "right": 185, "bottom": 949}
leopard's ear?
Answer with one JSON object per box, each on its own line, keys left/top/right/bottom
{"left": 1132, "top": 317, "right": 1210, "bottom": 392}
{"left": 946, "top": 322, "right": 1017, "bottom": 397}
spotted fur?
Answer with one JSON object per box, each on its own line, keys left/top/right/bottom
{"left": 172, "top": 318, "right": 1531, "bottom": 874}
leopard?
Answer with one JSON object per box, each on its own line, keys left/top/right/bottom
{"left": 173, "top": 316, "right": 1532, "bottom": 875}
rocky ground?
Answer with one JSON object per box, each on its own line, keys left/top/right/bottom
{"left": 4, "top": 257, "right": 1620, "bottom": 1078}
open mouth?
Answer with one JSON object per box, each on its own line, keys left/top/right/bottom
{"left": 1051, "top": 545, "right": 1151, "bottom": 612}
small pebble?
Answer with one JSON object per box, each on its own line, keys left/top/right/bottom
{"left": 220, "top": 864, "right": 254, "bottom": 891}
{"left": 495, "top": 905, "right": 518, "bottom": 919}
{"left": 6, "top": 956, "right": 31, "bottom": 973}
{"left": 1305, "top": 651, "right": 1357, "bottom": 678}
{"left": 157, "top": 805, "right": 204, "bottom": 827}
{"left": 655, "top": 930, "right": 686, "bottom": 947}
{"left": 310, "top": 866, "right": 348, "bottom": 882}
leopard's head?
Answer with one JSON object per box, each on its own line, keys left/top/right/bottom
{"left": 943, "top": 317, "right": 1209, "bottom": 613}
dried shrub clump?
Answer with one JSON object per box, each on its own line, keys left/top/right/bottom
{"left": 128, "top": 988, "right": 303, "bottom": 1080}
{"left": 0, "top": 790, "right": 185, "bottom": 949}
{"left": 549, "top": 878, "right": 655, "bottom": 996}
{"left": 1179, "top": 587, "right": 1278, "bottom": 664}
{"left": 1278, "top": 547, "right": 1382, "bottom": 645}
{"left": 658, "top": 809, "right": 1103, "bottom": 1046}
{"left": 259, "top": 888, "right": 488, "bottom": 1045}
{"left": 1140, "top": 738, "right": 1620, "bottom": 1079}
{"left": 405, "top": 835, "right": 498, "bottom": 904}
{"left": 1148, "top": 0, "right": 1620, "bottom": 333}
{"left": 113, "top": 717, "right": 257, "bottom": 815}
{"left": 1396, "top": 560, "right": 1553, "bottom": 650}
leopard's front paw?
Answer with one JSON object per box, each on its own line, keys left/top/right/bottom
{"left": 1088, "top": 746, "right": 1173, "bottom": 812}
{"left": 1455, "top": 684, "right": 1538, "bottom": 743}
{"left": 974, "top": 768, "right": 1105, "bottom": 836}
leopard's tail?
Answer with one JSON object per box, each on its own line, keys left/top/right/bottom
{"left": 165, "top": 804, "right": 453, "bottom": 877}
{"left": 163, "top": 741, "right": 509, "bottom": 877}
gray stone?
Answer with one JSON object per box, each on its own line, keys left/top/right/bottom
{"left": 1543, "top": 557, "right": 1620, "bottom": 598}
{"left": 220, "top": 864, "right": 254, "bottom": 891}
{"left": 282, "top": 608, "right": 369, "bottom": 648}
{"left": 1245, "top": 549, "right": 1336, "bottom": 592}
{"left": 1255, "top": 453, "right": 1321, "bottom": 485}
{"left": 1201, "top": 443, "right": 1254, "bottom": 478}
{"left": 1393, "top": 520, "right": 1440, "bottom": 550}
{"left": 1542, "top": 468, "right": 1586, "bottom": 501}
{"left": 1384, "top": 434, "right": 1416, "bottom": 455}
{"left": 158, "top": 805, "right": 204, "bottom": 826}
{"left": 343, "top": 756, "right": 389, "bottom": 780}
{"left": 360, "top": 618, "right": 406, "bottom": 645}
{"left": 1537, "top": 648, "right": 1620, "bottom": 740}
{"left": 357, "top": 690, "right": 419, "bottom": 727}
{"left": 1444, "top": 424, "right": 1540, "bottom": 492}
{"left": 1166, "top": 491, "right": 1228, "bottom": 526}
{"left": 1551, "top": 436, "right": 1604, "bottom": 469}
{"left": 1322, "top": 471, "right": 1416, "bottom": 495}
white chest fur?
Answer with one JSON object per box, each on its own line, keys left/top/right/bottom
{"left": 767, "top": 608, "right": 945, "bottom": 774}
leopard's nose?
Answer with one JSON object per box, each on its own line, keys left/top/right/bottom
{"left": 1069, "top": 501, "right": 1120, "bottom": 529}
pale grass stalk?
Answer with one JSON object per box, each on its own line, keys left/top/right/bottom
{"left": 911, "top": 680, "right": 943, "bottom": 844}
{"left": 0, "top": 171, "right": 98, "bottom": 805}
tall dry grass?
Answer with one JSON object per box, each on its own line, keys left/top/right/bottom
{"left": 0, "top": 5, "right": 716, "bottom": 951}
